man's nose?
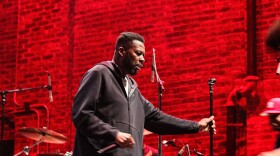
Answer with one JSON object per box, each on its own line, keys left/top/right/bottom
{"left": 139, "top": 55, "right": 145, "bottom": 63}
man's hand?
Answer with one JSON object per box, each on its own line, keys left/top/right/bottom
{"left": 198, "top": 116, "right": 216, "bottom": 134}
{"left": 115, "top": 132, "right": 135, "bottom": 148}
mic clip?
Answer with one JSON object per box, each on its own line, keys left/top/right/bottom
{"left": 208, "top": 78, "right": 216, "bottom": 85}
{"left": 47, "top": 85, "right": 52, "bottom": 91}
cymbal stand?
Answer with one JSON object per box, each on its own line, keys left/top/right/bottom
{"left": 14, "top": 138, "right": 44, "bottom": 156}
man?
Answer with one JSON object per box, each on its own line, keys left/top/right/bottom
{"left": 258, "top": 98, "right": 280, "bottom": 156}
{"left": 72, "top": 32, "right": 215, "bottom": 156}
{"left": 257, "top": 17, "right": 280, "bottom": 156}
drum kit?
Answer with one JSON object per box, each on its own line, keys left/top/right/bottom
{"left": 14, "top": 127, "right": 71, "bottom": 156}
{"left": 15, "top": 127, "right": 203, "bottom": 156}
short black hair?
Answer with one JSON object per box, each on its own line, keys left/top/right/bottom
{"left": 115, "top": 32, "right": 145, "bottom": 51}
{"left": 266, "top": 18, "right": 280, "bottom": 50}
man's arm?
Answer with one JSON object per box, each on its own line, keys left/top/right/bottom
{"left": 143, "top": 98, "right": 215, "bottom": 134}
{"left": 72, "top": 66, "right": 118, "bottom": 141}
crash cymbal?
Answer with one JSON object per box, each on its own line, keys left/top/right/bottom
{"left": 19, "top": 127, "right": 67, "bottom": 144}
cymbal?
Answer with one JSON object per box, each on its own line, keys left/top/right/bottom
{"left": 19, "top": 127, "right": 68, "bottom": 144}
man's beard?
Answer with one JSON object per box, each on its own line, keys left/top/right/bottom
{"left": 123, "top": 57, "right": 139, "bottom": 76}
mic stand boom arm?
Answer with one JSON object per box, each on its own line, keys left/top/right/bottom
{"left": 0, "top": 75, "right": 51, "bottom": 154}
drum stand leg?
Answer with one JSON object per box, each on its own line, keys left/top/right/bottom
{"left": 14, "top": 138, "right": 44, "bottom": 156}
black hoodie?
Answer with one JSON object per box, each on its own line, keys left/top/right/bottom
{"left": 72, "top": 61, "right": 199, "bottom": 156}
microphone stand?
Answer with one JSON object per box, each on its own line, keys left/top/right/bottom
{"left": 0, "top": 85, "right": 51, "bottom": 155}
{"left": 208, "top": 78, "right": 216, "bottom": 156}
{"left": 151, "top": 49, "right": 165, "bottom": 156}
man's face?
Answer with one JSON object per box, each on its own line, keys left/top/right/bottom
{"left": 269, "top": 114, "right": 280, "bottom": 131}
{"left": 122, "top": 40, "right": 145, "bottom": 75}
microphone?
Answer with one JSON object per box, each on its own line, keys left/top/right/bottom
{"left": 162, "top": 139, "right": 176, "bottom": 147}
{"left": 151, "top": 48, "right": 155, "bottom": 82}
{"left": 97, "top": 144, "right": 118, "bottom": 154}
{"left": 276, "top": 57, "right": 280, "bottom": 75}
{"left": 47, "top": 72, "right": 53, "bottom": 102}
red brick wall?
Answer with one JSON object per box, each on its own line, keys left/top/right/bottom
{"left": 248, "top": 0, "right": 280, "bottom": 155}
{"left": 0, "top": 0, "right": 74, "bottom": 155}
{"left": 0, "top": 0, "right": 18, "bottom": 141}
{"left": 1, "top": 0, "right": 280, "bottom": 156}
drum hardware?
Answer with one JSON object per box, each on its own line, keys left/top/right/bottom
{"left": 0, "top": 72, "right": 53, "bottom": 154}
{"left": 14, "top": 127, "right": 67, "bottom": 156}
{"left": 14, "top": 139, "right": 44, "bottom": 156}
{"left": 35, "top": 150, "right": 72, "bottom": 156}
{"left": 177, "top": 145, "right": 204, "bottom": 156}
{"left": 64, "top": 151, "right": 72, "bottom": 156}
{"left": 162, "top": 139, "right": 204, "bottom": 156}
{"left": 193, "top": 149, "right": 204, "bottom": 156}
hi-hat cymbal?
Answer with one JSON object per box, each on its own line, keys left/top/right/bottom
{"left": 19, "top": 127, "right": 68, "bottom": 144}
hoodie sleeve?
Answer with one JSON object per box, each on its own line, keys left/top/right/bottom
{"left": 142, "top": 97, "right": 199, "bottom": 135}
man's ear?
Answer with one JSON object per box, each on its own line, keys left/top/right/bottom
{"left": 118, "top": 47, "right": 126, "bottom": 56}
